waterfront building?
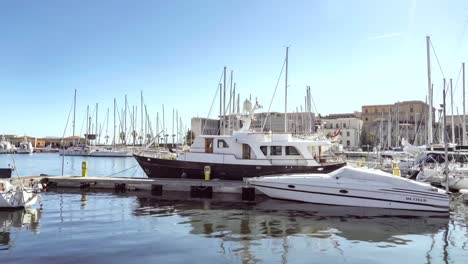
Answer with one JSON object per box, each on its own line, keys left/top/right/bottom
{"left": 6, "top": 135, "right": 87, "bottom": 148}
{"left": 361, "top": 100, "right": 435, "bottom": 147}
{"left": 319, "top": 113, "right": 362, "bottom": 149}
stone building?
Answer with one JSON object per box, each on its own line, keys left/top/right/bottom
{"left": 319, "top": 113, "right": 363, "bottom": 149}
{"left": 361, "top": 100, "right": 435, "bottom": 147}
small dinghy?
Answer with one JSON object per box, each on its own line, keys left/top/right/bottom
{"left": 0, "top": 168, "right": 42, "bottom": 209}
{"left": 246, "top": 166, "right": 449, "bottom": 212}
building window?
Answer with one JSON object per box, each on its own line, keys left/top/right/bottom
{"left": 374, "top": 109, "right": 377, "bottom": 113}
{"left": 270, "top": 146, "right": 282, "bottom": 155}
{"left": 336, "top": 124, "right": 339, "bottom": 129}
{"left": 285, "top": 146, "right": 300, "bottom": 155}
{"left": 365, "top": 118, "right": 368, "bottom": 121}
{"left": 217, "top": 139, "right": 229, "bottom": 148}
{"left": 365, "top": 109, "right": 368, "bottom": 113}
{"left": 410, "top": 107, "right": 413, "bottom": 113}
{"left": 346, "top": 131, "right": 350, "bottom": 137}
{"left": 343, "top": 123, "right": 346, "bottom": 128}
{"left": 347, "top": 140, "right": 350, "bottom": 146}
{"left": 260, "top": 146, "right": 268, "bottom": 156}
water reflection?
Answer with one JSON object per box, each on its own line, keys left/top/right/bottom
{"left": 0, "top": 209, "right": 41, "bottom": 250}
{"left": 133, "top": 192, "right": 449, "bottom": 244}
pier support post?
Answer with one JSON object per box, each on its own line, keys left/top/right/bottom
{"left": 242, "top": 187, "right": 256, "bottom": 201}
{"left": 151, "top": 184, "right": 163, "bottom": 196}
{"left": 190, "top": 186, "right": 213, "bottom": 198}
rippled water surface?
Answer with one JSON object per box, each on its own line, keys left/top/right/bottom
{"left": 1, "top": 154, "right": 468, "bottom": 263}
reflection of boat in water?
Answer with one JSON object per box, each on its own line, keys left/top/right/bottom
{"left": 132, "top": 192, "right": 448, "bottom": 244}
{"left": 0, "top": 208, "right": 41, "bottom": 248}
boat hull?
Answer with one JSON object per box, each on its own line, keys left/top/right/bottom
{"left": 248, "top": 181, "right": 449, "bottom": 212}
{"left": 133, "top": 154, "right": 346, "bottom": 180}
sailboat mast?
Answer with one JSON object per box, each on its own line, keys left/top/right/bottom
{"left": 113, "top": 98, "right": 116, "bottom": 147}
{"left": 156, "top": 112, "right": 159, "bottom": 146}
{"left": 450, "top": 78, "right": 455, "bottom": 143}
{"left": 141, "top": 91, "right": 143, "bottom": 145}
{"left": 228, "top": 70, "right": 233, "bottom": 135}
{"left": 105, "top": 108, "right": 109, "bottom": 145}
{"left": 72, "top": 89, "right": 76, "bottom": 146}
{"left": 86, "top": 105, "right": 89, "bottom": 146}
{"left": 95, "top": 103, "right": 98, "bottom": 145}
{"left": 443, "top": 79, "right": 449, "bottom": 192}
{"left": 284, "top": 46, "right": 289, "bottom": 133}
{"left": 163, "top": 104, "right": 166, "bottom": 146}
{"left": 464, "top": 63, "right": 466, "bottom": 145}
{"left": 426, "top": 35, "right": 433, "bottom": 145}
{"left": 223, "top": 66, "right": 226, "bottom": 135}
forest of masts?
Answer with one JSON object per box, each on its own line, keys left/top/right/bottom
{"left": 65, "top": 90, "right": 187, "bottom": 147}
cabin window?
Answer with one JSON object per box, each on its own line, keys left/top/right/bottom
{"left": 260, "top": 146, "right": 268, "bottom": 156}
{"left": 270, "top": 146, "right": 282, "bottom": 155}
{"left": 285, "top": 146, "right": 300, "bottom": 155}
{"left": 217, "top": 139, "right": 229, "bottom": 148}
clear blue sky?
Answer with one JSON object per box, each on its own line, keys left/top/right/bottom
{"left": 1, "top": 0, "right": 468, "bottom": 137}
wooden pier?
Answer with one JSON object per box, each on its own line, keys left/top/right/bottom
{"left": 14, "top": 175, "right": 260, "bottom": 201}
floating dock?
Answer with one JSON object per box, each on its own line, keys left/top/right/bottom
{"left": 15, "top": 175, "right": 260, "bottom": 201}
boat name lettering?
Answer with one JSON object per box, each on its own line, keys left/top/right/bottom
{"left": 405, "top": 197, "right": 426, "bottom": 202}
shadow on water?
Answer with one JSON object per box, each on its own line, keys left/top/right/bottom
{"left": 0, "top": 209, "right": 41, "bottom": 250}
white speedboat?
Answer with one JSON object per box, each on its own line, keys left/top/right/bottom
{"left": 246, "top": 166, "right": 449, "bottom": 212}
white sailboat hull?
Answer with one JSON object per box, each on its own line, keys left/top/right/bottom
{"left": 247, "top": 167, "right": 449, "bottom": 212}
{"left": 0, "top": 186, "right": 40, "bottom": 208}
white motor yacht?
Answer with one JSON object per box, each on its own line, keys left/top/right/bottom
{"left": 134, "top": 100, "right": 345, "bottom": 180}
{"left": 246, "top": 166, "right": 449, "bottom": 212}
{"left": 15, "top": 137, "right": 34, "bottom": 154}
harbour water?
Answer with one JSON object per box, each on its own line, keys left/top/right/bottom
{"left": 1, "top": 154, "right": 468, "bottom": 263}
{"left": 0, "top": 153, "right": 145, "bottom": 178}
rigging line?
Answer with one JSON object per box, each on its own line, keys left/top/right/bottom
{"left": 61, "top": 96, "right": 75, "bottom": 144}
{"left": 452, "top": 64, "right": 463, "bottom": 96}
{"left": 261, "top": 59, "right": 286, "bottom": 131}
{"left": 202, "top": 70, "right": 224, "bottom": 135}
{"left": 310, "top": 95, "right": 319, "bottom": 116}
{"left": 430, "top": 39, "right": 446, "bottom": 79}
